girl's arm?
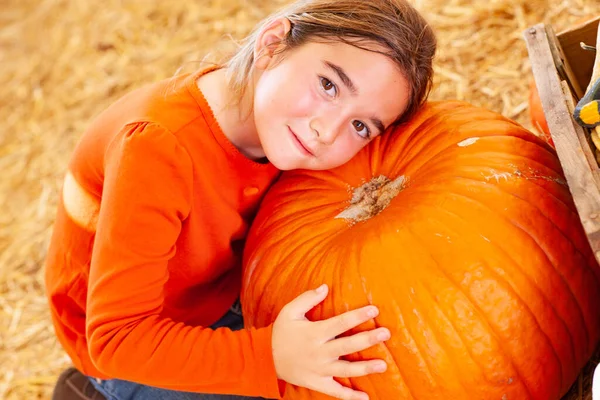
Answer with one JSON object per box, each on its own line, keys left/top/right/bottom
{"left": 85, "top": 122, "right": 281, "bottom": 398}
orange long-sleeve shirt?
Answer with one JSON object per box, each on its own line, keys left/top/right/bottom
{"left": 44, "top": 67, "right": 282, "bottom": 398}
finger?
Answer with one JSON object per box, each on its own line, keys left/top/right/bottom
{"left": 319, "top": 306, "right": 379, "bottom": 339}
{"left": 325, "top": 328, "right": 390, "bottom": 358}
{"left": 311, "top": 377, "right": 369, "bottom": 400}
{"left": 283, "top": 284, "right": 329, "bottom": 319}
{"left": 324, "top": 359, "right": 388, "bottom": 378}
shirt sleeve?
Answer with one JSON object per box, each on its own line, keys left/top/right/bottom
{"left": 85, "top": 122, "right": 282, "bottom": 398}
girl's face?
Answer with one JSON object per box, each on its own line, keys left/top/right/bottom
{"left": 252, "top": 21, "right": 410, "bottom": 171}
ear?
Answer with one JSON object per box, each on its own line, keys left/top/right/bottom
{"left": 254, "top": 17, "right": 292, "bottom": 70}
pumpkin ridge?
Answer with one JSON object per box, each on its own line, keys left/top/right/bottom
{"left": 407, "top": 216, "right": 544, "bottom": 399}
{"left": 422, "top": 209, "right": 572, "bottom": 390}
{"left": 344, "top": 238, "right": 422, "bottom": 398}
{"left": 243, "top": 213, "right": 335, "bottom": 313}
{"left": 385, "top": 303, "right": 420, "bottom": 400}
{"left": 392, "top": 133, "right": 522, "bottom": 183}
{"left": 409, "top": 158, "right": 567, "bottom": 198}
{"left": 252, "top": 193, "right": 331, "bottom": 239}
{"left": 401, "top": 227, "right": 484, "bottom": 393}
{"left": 432, "top": 143, "right": 566, "bottom": 179}
{"left": 403, "top": 223, "right": 531, "bottom": 397}
{"left": 409, "top": 239, "right": 490, "bottom": 396}
{"left": 481, "top": 173, "right": 588, "bottom": 263}
{"left": 313, "top": 234, "right": 344, "bottom": 315}
{"left": 419, "top": 188, "right": 576, "bottom": 357}
{"left": 272, "top": 189, "right": 338, "bottom": 212}
{"left": 475, "top": 181, "right": 594, "bottom": 320}
{"left": 444, "top": 185, "right": 589, "bottom": 307}
{"left": 428, "top": 169, "right": 573, "bottom": 223}
{"left": 382, "top": 287, "right": 437, "bottom": 397}
{"left": 389, "top": 119, "right": 460, "bottom": 168}
{"left": 276, "top": 225, "right": 335, "bottom": 291}
{"left": 464, "top": 138, "right": 564, "bottom": 175}
{"left": 432, "top": 118, "right": 549, "bottom": 149}
{"left": 451, "top": 174, "right": 595, "bottom": 310}
{"left": 408, "top": 218, "right": 531, "bottom": 380}
{"left": 418, "top": 176, "right": 586, "bottom": 280}
{"left": 393, "top": 173, "right": 586, "bottom": 304}
{"left": 431, "top": 187, "right": 590, "bottom": 370}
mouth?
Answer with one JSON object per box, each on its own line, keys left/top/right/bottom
{"left": 288, "top": 126, "right": 315, "bottom": 157}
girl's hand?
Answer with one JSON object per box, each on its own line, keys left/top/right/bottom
{"left": 271, "top": 284, "right": 390, "bottom": 400}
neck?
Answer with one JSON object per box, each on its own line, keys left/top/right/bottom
{"left": 196, "top": 68, "right": 265, "bottom": 160}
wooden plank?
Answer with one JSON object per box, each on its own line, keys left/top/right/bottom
{"left": 559, "top": 79, "right": 600, "bottom": 184}
{"left": 557, "top": 16, "right": 600, "bottom": 96}
{"left": 546, "top": 24, "right": 584, "bottom": 99}
{"left": 524, "top": 23, "right": 600, "bottom": 262}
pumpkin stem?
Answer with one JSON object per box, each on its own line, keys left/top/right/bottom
{"left": 335, "top": 175, "right": 406, "bottom": 223}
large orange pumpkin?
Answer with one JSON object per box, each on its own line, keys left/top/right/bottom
{"left": 241, "top": 101, "right": 600, "bottom": 400}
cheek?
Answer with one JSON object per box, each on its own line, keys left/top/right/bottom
{"left": 326, "top": 137, "right": 364, "bottom": 166}
{"left": 284, "top": 83, "right": 318, "bottom": 119}
{"left": 256, "top": 71, "right": 317, "bottom": 118}
{"left": 254, "top": 69, "right": 289, "bottom": 109}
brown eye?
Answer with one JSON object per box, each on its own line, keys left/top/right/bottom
{"left": 352, "top": 120, "right": 370, "bottom": 139}
{"left": 319, "top": 77, "right": 337, "bottom": 97}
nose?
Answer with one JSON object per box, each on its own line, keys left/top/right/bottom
{"left": 309, "top": 114, "right": 345, "bottom": 145}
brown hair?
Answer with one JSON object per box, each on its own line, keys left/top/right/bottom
{"left": 225, "top": 0, "right": 436, "bottom": 125}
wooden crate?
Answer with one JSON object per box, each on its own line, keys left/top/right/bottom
{"left": 524, "top": 17, "right": 600, "bottom": 264}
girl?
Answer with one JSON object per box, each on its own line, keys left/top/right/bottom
{"left": 46, "top": 1, "right": 436, "bottom": 399}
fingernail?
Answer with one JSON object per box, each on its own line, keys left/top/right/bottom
{"left": 372, "top": 362, "right": 387, "bottom": 373}
{"left": 367, "top": 307, "right": 378, "bottom": 318}
{"left": 316, "top": 284, "right": 327, "bottom": 294}
{"left": 377, "top": 329, "right": 390, "bottom": 341}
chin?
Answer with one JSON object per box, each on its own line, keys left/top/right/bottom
{"left": 269, "top": 158, "right": 299, "bottom": 171}
{"left": 259, "top": 145, "right": 298, "bottom": 171}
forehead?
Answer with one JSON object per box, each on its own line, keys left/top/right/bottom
{"left": 294, "top": 40, "right": 410, "bottom": 124}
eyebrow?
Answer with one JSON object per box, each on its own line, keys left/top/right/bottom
{"left": 371, "top": 118, "right": 385, "bottom": 134}
{"left": 323, "top": 60, "right": 386, "bottom": 135}
{"left": 323, "top": 61, "right": 357, "bottom": 94}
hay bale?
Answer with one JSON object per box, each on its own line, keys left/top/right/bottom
{"left": 2, "top": 0, "right": 600, "bottom": 398}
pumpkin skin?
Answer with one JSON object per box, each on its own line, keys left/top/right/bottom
{"left": 528, "top": 79, "right": 553, "bottom": 146}
{"left": 241, "top": 101, "right": 600, "bottom": 400}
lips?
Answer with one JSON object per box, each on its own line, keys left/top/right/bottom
{"left": 288, "top": 126, "right": 315, "bottom": 156}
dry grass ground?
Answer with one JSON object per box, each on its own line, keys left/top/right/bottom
{"left": 2, "top": 0, "right": 600, "bottom": 398}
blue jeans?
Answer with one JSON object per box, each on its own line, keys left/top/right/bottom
{"left": 89, "top": 300, "right": 264, "bottom": 400}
